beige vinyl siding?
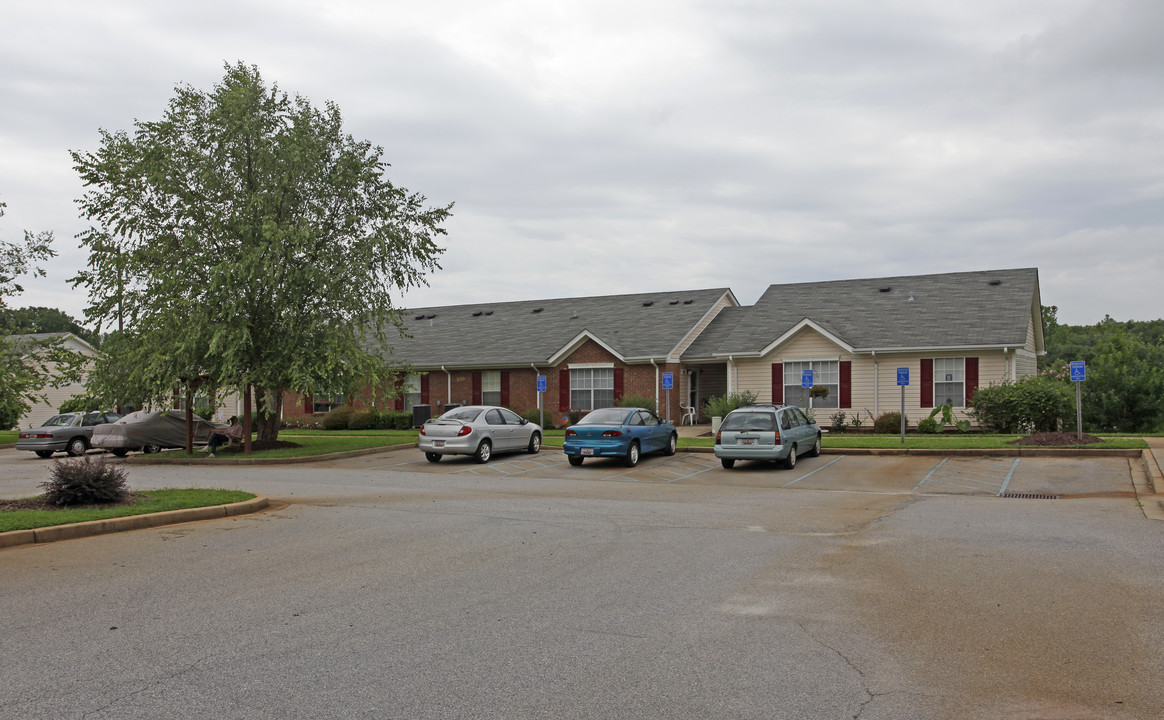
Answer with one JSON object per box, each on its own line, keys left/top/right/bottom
{"left": 671, "top": 293, "right": 737, "bottom": 358}
{"left": 735, "top": 328, "right": 854, "bottom": 403}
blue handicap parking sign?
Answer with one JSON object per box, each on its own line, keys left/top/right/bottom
{"left": 801, "top": 370, "right": 814, "bottom": 388}
{"left": 537, "top": 375, "right": 547, "bottom": 392}
{"left": 1070, "top": 361, "right": 1086, "bottom": 382}
{"left": 662, "top": 372, "right": 673, "bottom": 390}
{"left": 897, "top": 367, "right": 910, "bottom": 386}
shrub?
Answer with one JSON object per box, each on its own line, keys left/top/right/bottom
{"left": 40, "top": 456, "right": 130, "bottom": 506}
{"left": 381, "top": 411, "right": 412, "bottom": 430}
{"left": 969, "top": 376, "right": 1074, "bottom": 433}
{"left": 521, "top": 409, "right": 551, "bottom": 428}
{"left": 874, "top": 412, "right": 907, "bottom": 434}
{"left": 829, "top": 411, "right": 848, "bottom": 432}
{"left": 703, "top": 391, "right": 759, "bottom": 420}
{"left": 916, "top": 417, "right": 941, "bottom": 434}
{"left": 615, "top": 395, "right": 657, "bottom": 415}
{"left": 348, "top": 409, "right": 379, "bottom": 430}
{"left": 321, "top": 405, "right": 355, "bottom": 430}
{"left": 567, "top": 409, "right": 587, "bottom": 425}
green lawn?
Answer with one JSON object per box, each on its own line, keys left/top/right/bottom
{"left": 0, "top": 488, "right": 256, "bottom": 532}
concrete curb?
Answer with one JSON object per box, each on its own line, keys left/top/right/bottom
{"left": 0, "top": 495, "right": 269, "bottom": 550}
{"left": 121, "top": 442, "right": 418, "bottom": 466}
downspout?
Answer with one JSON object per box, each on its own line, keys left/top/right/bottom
{"left": 442, "top": 366, "right": 451, "bottom": 407}
{"left": 728, "top": 355, "right": 734, "bottom": 395}
{"left": 1003, "top": 347, "right": 1010, "bottom": 382}
{"left": 650, "top": 359, "right": 660, "bottom": 410}
{"left": 872, "top": 350, "right": 878, "bottom": 418}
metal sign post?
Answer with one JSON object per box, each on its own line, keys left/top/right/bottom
{"left": 802, "top": 369, "right": 814, "bottom": 411}
{"left": 1070, "top": 361, "right": 1085, "bottom": 440}
{"left": 897, "top": 367, "right": 910, "bottom": 445}
{"left": 537, "top": 375, "right": 547, "bottom": 430}
{"left": 662, "top": 372, "right": 674, "bottom": 422}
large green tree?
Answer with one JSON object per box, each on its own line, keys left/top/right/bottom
{"left": 71, "top": 63, "right": 450, "bottom": 441}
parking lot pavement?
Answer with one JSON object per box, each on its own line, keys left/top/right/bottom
{"left": 364, "top": 449, "right": 1138, "bottom": 500}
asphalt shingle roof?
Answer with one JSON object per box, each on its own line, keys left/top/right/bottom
{"left": 704, "top": 268, "right": 1040, "bottom": 355}
{"left": 388, "top": 288, "right": 735, "bottom": 367}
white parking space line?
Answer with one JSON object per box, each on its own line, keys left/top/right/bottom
{"left": 914, "top": 457, "right": 1021, "bottom": 495}
{"left": 780, "top": 456, "right": 847, "bottom": 487}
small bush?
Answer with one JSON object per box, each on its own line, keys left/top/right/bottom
{"left": 521, "top": 409, "right": 551, "bottom": 428}
{"left": 703, "top": 391, "right": 759, "bottom": 420}
{"left": 969, "top": 376, "right": 1073, "bottom": 433}
{"left": 916, "top": 417, "right": 941, "bottom": 434}
{"left": 567, "top": 409, "right": 587, "bottom": 425}
{"left": 829, "top": 411, "right": 848, "bottom": 432}
{"left": 615, "top": 395, "right": 658, "bottom": 415}
{"left": 348, "top": 409, "right": 379, "bottom": 430}
{"left": 380, "top": 411, "right": 412, "bottom": 430}
{"left": 40, "top": 456, "right": 130, "bottom": 506}
{"left": 321, "top": 405, "right": 356, "bottom": 430}
{"left": 874, "top": 412, "right": 907, "bottom": 434}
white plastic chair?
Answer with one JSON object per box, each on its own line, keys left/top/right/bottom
{"left": 679, "top": 403, "right": 696, "bottom": 426}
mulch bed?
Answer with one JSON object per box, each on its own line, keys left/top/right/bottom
{"left": 1013, "top": 432, "right": 1103, "bottom": 446}
{"left": 0, "top": 492, "right": 147, "bottom": 513}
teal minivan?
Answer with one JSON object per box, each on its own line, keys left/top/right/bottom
{"left": 714, "top": 404, "right": 821, "bottom": 470}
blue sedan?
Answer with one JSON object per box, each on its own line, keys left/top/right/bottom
{"left": 563, "top": 407, "right": 678, "bottom": 467}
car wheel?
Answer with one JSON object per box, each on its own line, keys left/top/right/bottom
{"left": 35, "top": 450, "right": 54, "bottom": 459}
{"left": 527, "top": 432, "right": 542, "bottom": 454}
{"left": 807, "top": 434, "right": 821, "bottom": 457}
{"left": 66, "top": 437, "right": 88, "bottom": 457}
{"left": 142, "top": 444, "right": 161, "bottom": 454}
{"left": 663, "top": 433, "right": 677, "bottom": 456}
{"left": 474, "top": 439, "right": 492, "bottom": 464}
{"left": 568, "top": 455, "right": 584, "bottom": 466}
{"left": 784, "top": 445, "right": 798, "bottom": 469}
{"left": 425, "top": 452, "right": 442, "bottom": 463}
{"left": 721, "top": 458, "right": 735, "bottom": 469}
{"left": 111, "top": 449, "right": 129, "bottom": 458}
{"left": 624, "top": 441, "right": 640, "bottom": 468}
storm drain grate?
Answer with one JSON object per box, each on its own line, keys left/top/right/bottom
{"left": 999, "top": 492, "right": 1060, "bottom": 500}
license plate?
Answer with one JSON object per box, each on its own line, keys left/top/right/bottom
{"left": 739, "top": 439, "right": 754, "bottom": 445}
{"left": 581, "top": 448, "right": 595, "bottom": 455}
{"left": 433, "top": 440, "right": 445, "bottom": 448}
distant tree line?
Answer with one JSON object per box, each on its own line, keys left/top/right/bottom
{"left": 1038, "top": 306, "right": 1164, "bottom": 433}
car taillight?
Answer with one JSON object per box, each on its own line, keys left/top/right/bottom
{"left": 565, "top": 429, "right": 577, "bottom": 437}
{"left": 419, "top": 426, "right": 426, "bottom": 436}
{"left": 457, "top": 425, "right": 472, "bottom": 437}
{"left": 774, "top": 432, "right": 781, "bottom": 443}
{"left": 715, "top": 431, "right": 721, "bottom": 444}
{"left": 22, "top": 432, "right": 52, "bottom": 439}
{"left": 602, "top": 430, "right": 622, "bottom": 437}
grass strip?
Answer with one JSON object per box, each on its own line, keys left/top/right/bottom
{"left": 0, "top": 488, "right": 256, "bottom": 532}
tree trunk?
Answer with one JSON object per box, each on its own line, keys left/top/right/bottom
{"left": 254, "top": 386, "right": 284, "bottom": 443}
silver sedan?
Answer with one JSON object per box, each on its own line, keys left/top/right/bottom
{"left": 418, "top": 406, "right": 542, "bottom": 463}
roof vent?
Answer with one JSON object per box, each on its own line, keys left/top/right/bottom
{"left": 908, "top": 292, "right": 915, "bottom": 302}
{"left": 485, "top": 310, "right": 493, "bottom": 315}
{"left": 414, "top": 314, "right": 426, "bottom": 320}
{"left": 472, "top": 311, "right": 482, "bottom": 317}
{"left": 989, "top": 279, "right": 1002, "bottom": 286}
{"left": 683, "top": 299, "right": 693, "bottom": 305}
{"left": 879, "top": 286, "right": 891, "bottom": 293}
{"left": 426, "top": 314, "right": 437, "bottom": 319}
{"left": 572, "top": 311, "right": 578, "bottom": 319}
{"left": 669, "top": 300, "right": 679, "bottom": 305}
{"left": 642, "top": 300, "right": 654, "bottom": 307}
{"left": 532, "top": 307, "right": 543, "bottom": 313}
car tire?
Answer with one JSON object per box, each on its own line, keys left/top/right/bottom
{"left": 568, "top": 455, "right": 584, "bottom": 466}
{"left": 66, "top": 437, "right": 88, "bottom": 457}
{"left": 527, "top": 432, "right": 542, "bottom": 454}
{"left": 35, "top": 450, "right": 54, "bottom": 459}
{"left": 807, "top": 434, "right": 821, "bottom": 457}
{"left": 142, "top": 444, "right": 161, "bottom": 454}
{"left": 474, "top": 440, "right": 492, "bottom": 464}
{"left": 111, "top": 449, "right": 129, "bottom": 458}
{"left": 425, "top": 452, "right": 442, "bottom": 463}
{"left": 624, "top": 441, "right": 640, "bottom": 468}
{"left": 721, "top": 458, "right": 735, "bottom": 469}
{"left": 663, "top": 433, "right": 677, "bottom": 456}
{"left": 784, "top": 445, "right": 798, "bottom": 470}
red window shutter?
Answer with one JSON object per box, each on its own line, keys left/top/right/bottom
{"left": 472, "top": 371, "right": 482, "bottom": 405}
{"left": 965, "top": 357, "right": 979, "bottom": 405}
{"left": 613, "top": 368, "right": 624, "bottom": 402}
{"left": 420, "top": 374, "right": 430, "bottom": 405}
{"left": 394, "top": 376, "right": 404, "bottom": 411}
{"left": 839, "top": 361, "right": 852, "bottom": 408}
{"left": 920, "top": 359, "right": 933, "bottom": 408}
{"left": 559, "top": 368, "right": 570, "bottom": 411}
{"left": 771, "top": 363, "right": 783, "bottom": 403}
{"left": 500, "top": 371, "right": 510, "bottom": 407}
{"left": 304, "top": 395, "right": 313, "bottom": 414}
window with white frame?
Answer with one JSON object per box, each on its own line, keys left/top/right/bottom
{"left": 313, "top": 393, "right": 345, "bottom": 414}
{"left": 570, "top": 367, "right": 614, "bottom": 410}
{"left": 481, "top": 371, "right": 501, "bottom": 406}
{"left": 783, "top": 360, "right": 839, "bottom": 409}
{"left": 403, "top": 375, "right": 422, "bottom": 411}
{"left": 933, "top": 357, "right": 965, "bottom": 407}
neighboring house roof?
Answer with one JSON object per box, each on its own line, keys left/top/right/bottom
{"left": 390, "top": 288, "right": 737, "bottom": 368}
{"left": 5, "top": 332, "right": 98, "bottom": 356}
{"left": 692, "top": 268, "right": 1043, "bottom": 357}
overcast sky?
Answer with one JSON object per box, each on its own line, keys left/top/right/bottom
{"left": 3, "top": 0, "right": 1162, "bottom": 328}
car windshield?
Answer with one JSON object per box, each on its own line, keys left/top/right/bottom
{"left": 42, "top": 414, "right": 80, "bottom": 427}
{"left": 722, "top": 412, "right": 775, "bottom": 432}
{"left": 440, "top": 408, "right": 483, "bottom": 422}
{"left": 578, "top": 408, "right": 632, "bottom": 425}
